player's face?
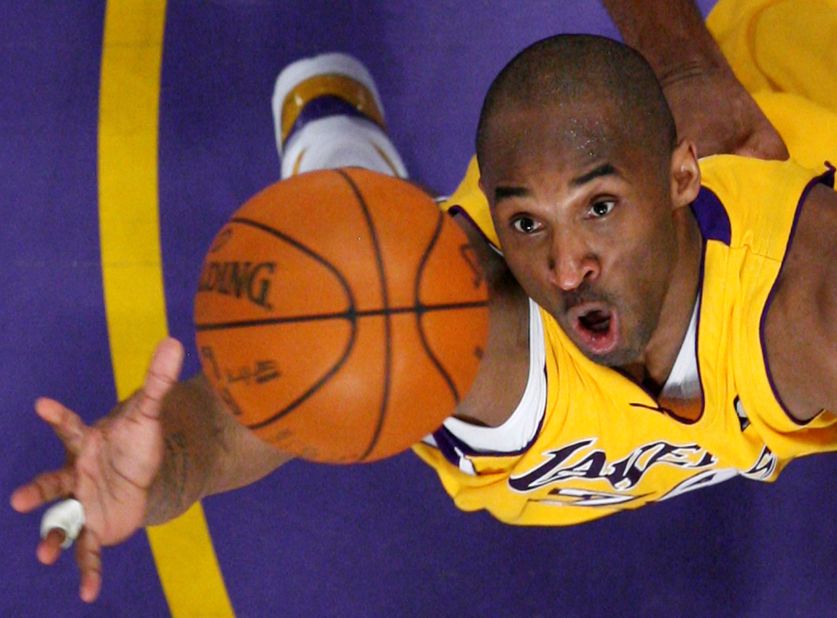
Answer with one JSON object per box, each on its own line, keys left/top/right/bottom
{"left": 480, "top": 104, "right": 680, "bottom": 367}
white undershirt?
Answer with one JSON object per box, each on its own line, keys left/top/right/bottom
{"left": 659, "top": 298, "right": 701, "bottom": 401}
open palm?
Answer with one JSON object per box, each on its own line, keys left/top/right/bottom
{"left": 10, "top": 338, "right": 184, "bottom": 602}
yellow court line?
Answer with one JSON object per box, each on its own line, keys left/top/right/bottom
{"left": 98, "top": 1, "right": 234, "bottom": 616}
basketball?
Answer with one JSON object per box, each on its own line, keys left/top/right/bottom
{"left": 193, "top": 168, "right": 489, "bottom": 464}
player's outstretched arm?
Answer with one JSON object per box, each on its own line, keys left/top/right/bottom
{"left": 9, "top": 338, "right": 291, "bottom": 603}
{"left": 603, "top": 0, "right": 788, "bottom": 160}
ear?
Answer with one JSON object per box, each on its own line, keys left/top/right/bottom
{"left": 669, "top": 139, "right": 701, "bottom": 209}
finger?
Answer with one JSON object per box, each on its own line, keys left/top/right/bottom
{"left": 130, "top": 338, "right": 185, "bottom": 422}
{"left": 76, "top": 530, "right": 103, "bottom": 603}
{"left": 34, "top": 397, "right": 87, "bottom": 455}
{"left": 36, "top": 528, "right": 67, "bottom": 565}
{"left": 40, "top": 498, "right": 85, "bottom": 547}
{"left": 10, "top": 468, "right": 75, "bottom": 513}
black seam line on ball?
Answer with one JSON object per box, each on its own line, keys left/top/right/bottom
{"left": 193, "top": 300, "right": 488, "bottom": 331}
{"left": 413, "top": 209, "right": 461, "bottom": 404}
{"left": 335, "top": 168, "right": 391, "bottom": 462}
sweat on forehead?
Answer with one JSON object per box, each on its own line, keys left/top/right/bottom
{"left": 476, "top": 34, "right": 676, "bottom": 167}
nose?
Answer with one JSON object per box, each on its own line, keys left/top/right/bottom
{"left": 548, "top": 230, "right": 600, "bottom": 291}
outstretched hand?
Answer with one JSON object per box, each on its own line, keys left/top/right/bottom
{"left": 10, "top": 338, "right": 184, "bottom": 603}
{"left": 662, "top": 64, "right": 788, "bottom": 161}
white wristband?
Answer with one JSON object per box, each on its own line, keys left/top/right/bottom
{"left": 40, "top": 499, "right": 86, "bottom": 549}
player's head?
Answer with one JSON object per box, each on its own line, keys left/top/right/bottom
{"left": 476, "top": 34, "right": 700, "bottom": 367}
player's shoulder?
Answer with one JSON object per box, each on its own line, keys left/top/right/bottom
{"left": 698, "top": 153, "right": 818, "bottom": 180}
{"left": 693, "top": 155, "right": 829, "bottom": 251}
{"left": 440, "top": 156, "right": 502, "bottom": 248}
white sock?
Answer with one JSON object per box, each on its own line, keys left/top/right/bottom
{"left": 281, "top": 115, "right": 408, "bottom": 180}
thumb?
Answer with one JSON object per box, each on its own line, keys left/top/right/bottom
{"left": 131, "top": 338, "right": 185, "bottom": 421}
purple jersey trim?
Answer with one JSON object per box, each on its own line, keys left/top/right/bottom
{"left": 691, "top": 186, "right": 732, "bottom": 245}
{"left": 759, "top": 164, "right": 835, "bottom": 426}
{"left": 430, "top": 425, "right": 469, "bottom": 466}
{"left": 285, "top": 95, "right": 381, "bottom": 144}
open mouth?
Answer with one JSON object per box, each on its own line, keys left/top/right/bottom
{"left": 571, "top": 304, "right": 620, "bottom": 356}
{"left": 579, "top": 309, "right": 611, "bottom": 334}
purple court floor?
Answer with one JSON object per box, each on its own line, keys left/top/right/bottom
{"left": 2, "top": 2, "right": 835, "bottom": 616}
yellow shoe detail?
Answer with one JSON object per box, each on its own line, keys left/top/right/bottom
{"left": 281, "top": 74, "right": 386, "bottom": 143}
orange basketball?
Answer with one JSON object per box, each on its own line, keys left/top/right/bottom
{"left": 194, "top": 168, "right": 489, "bottom": 464}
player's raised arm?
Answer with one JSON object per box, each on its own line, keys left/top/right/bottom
{"left": 602, "top": 0, "right": 788, "bottom": 160}
{"left": 9, "top": 338, "right": 291, "bottom": 603}
{"left": 764, "top": 181, "right": 837, "bottom": 421}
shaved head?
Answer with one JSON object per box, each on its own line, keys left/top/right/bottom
{"left": 476, "top": 34, "right": 676, "bottom": 170}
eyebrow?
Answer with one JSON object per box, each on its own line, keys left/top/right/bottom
{"left": 492, "top": 162, "right": 619, "bottom": 205}
{"left": 493, "top": 186, "right": 530, "bottom": 203}
{"left": 571, "top": 163, "right": 618, "bottom": 186}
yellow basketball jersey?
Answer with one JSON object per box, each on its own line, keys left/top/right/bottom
{"left": 412, "top": 156, "right": 836, "bottom": 526}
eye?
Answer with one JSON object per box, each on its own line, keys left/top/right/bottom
{"left": 511, "top": 216, "right": 541, "bottom": 234}
{"left": 589, "top": 199, "right": 615, "bottom": 218}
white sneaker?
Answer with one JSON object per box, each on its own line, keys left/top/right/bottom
{"left": 271, "top": 52, "right": 407, "bottom": 179}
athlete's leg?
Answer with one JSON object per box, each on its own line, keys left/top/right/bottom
{"left": 272, "top": 53, "right": 408, "bottom": 179}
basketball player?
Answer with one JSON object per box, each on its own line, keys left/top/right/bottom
{"left": 413, "top": 34, "right": 835, "bottom": 525}
{"left": 11, "top": 0, "right": 835, "bottom": 603}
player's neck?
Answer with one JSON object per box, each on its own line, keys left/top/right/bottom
{"left": 633, "top": 209, "right": 702, "bottom": 392}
